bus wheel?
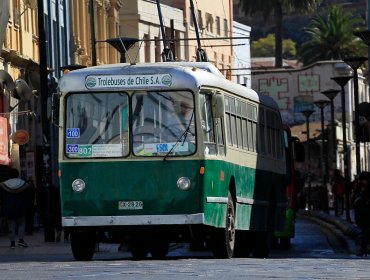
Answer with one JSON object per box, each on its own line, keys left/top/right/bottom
{"left": 70, "top": 232, "right": 96, "bottom": 261}
{"left": 130, "top": 240, "right": 149, "bottom": 260}
{"left": 150, "top": 241, "right": 169, "bottom": 259}
{"left": 211, "top": 192, "right": 236, "bottom": 258}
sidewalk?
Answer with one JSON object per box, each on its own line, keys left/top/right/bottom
{"left": 298, "top": 209, "right": 361, "bottom": 254}
{"left": 0, "top": 229, "right": 71, "bottom": 256}
{"left": 0, "top": 229, "right": 123, "bottom": 258}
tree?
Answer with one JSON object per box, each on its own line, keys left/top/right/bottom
{"left": 251, "top": 34, "right": 296, "bottom": 59}
{"left": 239, "top": 0, "right": 321, "bottom": 68}
{"left": 297, "top": 5, "right": 366, "bottom": 65}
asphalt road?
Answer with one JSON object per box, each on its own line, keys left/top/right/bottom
{"left": 0, "top": 217, "right": 366, "bottom": 280}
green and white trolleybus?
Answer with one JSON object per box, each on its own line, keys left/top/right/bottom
{"left": 57, "top": 62, "right": 287, "bottom": 260}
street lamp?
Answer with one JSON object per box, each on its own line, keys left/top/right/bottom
{"left": 301, "top": 109, "right": 315, "bottom": 211}
{"left": 331, "top": 76, "right": 352, "bottom": 222}
{"left": 321, "top": 89, "right": 340, "bottom": 171}
{"left": 343, "top": 56, "right": 367, "bottom": 176}
{"left": 104, "top": 37, "right": 139, "bottom": 63}
{"left": 314, "top": 100, "right": 330, "bottom": 213}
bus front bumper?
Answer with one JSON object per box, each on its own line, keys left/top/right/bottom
{"left": 62, "top": 213, "right": 205, "bottom": 227}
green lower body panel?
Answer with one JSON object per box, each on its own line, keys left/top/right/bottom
{"left": 60, "top": 158, "right": 286, "bottom": 234}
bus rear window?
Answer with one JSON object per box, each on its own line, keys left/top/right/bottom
{"left": 65, "top": 92, "right": 129, "bottom": 158}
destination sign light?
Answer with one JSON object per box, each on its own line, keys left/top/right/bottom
{"left": 85, "top": 74, "right": 172, "bottom": 89}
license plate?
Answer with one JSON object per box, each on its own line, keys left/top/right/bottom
{"left": 118, "top": 201, "right": 143, "bottom": 210}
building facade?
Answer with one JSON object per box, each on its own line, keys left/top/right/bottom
{"left": 69, "top": 0, "right": 123, "bottom": 66}
{"left": 119, "top": 0, "right": 234, "bottom": 78}
{"left": 0, "top": 0, "right": 40, "bottom": 183}
{"left": 0, "top": 0, "right": 74, "bottom": 195}
{"left": 165, "top": 0, "right": 234, "bottom": 77}
{"left": 118, "top": 0, "right": 186, "bottom": 63}
{"left": 252, "top": 60, "right": 369, "bottom": 181}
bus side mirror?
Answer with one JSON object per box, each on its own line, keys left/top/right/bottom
{"left": 212, "top": 93, "right": 224, "bottom": 118}
{"left": 294, "top": 141, "right": 305, "bottom": 162}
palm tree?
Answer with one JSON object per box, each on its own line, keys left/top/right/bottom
{"left": 239, "top": 0, "right": 321, "bottom": 68}
{"left": 297, "top": 5, "right": 366, "bottom": 65}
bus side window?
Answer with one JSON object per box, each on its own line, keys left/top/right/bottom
{"left": 200, "top": 93, "right": 216, "bottom": 155}
{"left": 216, "top": 118, "right": 225, "bottom": 156}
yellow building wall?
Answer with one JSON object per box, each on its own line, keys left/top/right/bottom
{"left": 0, "top": 0, "right": 39, "bottom": 172}
{"left": 3, "top": 0, "right": 39, "bottom": 66}
{"left": 71, "top": 0, "right": 122, "bottom": 66}
{"left": 2, "top": 0, "right": 39, "bottom": 96}
{"left": 162, "top": 0, "right": 234, "bottom": 79}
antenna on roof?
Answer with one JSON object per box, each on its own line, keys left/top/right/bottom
{"left": 189, "top": 0, "right": 208, "bottom": 62}
{"left": 156, "top": 0, "right": 174, "bottom": 62}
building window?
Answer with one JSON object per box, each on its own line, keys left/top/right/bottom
{"left": 216, "top": 16, "right": 220, "bottom": 35}
{"left": 206, "top": 13, "right": 213, "bottom": 33}
{"left": 31, "top": 8, "right": 38, "bottom": 36}
{"left": 24, "top": 8, "right": 29, "bottom": 32}
{"left": 197, "top": 10, "right": 203, "bottom": 30}
{"left": 13, "top": 0, "right": 20, "bottom": 27}
{"left": 189, "top": 8, "right": 194, "bottom": 27}
{"left": 224, "top": 19, "right": 228, "bottom": 37}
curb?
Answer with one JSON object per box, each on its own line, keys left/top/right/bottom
{"left": 297, "top": 210, "right": 361, "bottom": 254}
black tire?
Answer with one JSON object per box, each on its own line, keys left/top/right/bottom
{"left": 70, "top": 232, "right": 96, "bottom": 261}
{"left": 211, "top": 191, "right": 236, "bottom": 258}
{"left": 130, "top": 241, "right": 149, "bottom": 260}
{"left": 150, "top": 241, "right": 169, "bottom": 259}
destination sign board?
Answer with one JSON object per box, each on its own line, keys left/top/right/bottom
{"left": 85, "top": 74, "right": 172, "bottom": 89}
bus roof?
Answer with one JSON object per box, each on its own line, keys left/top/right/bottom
{"left": 58, "top": 62, "right": 279, "bottom": 111}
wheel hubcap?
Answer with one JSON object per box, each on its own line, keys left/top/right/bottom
{"left": 227, "top": 204, "right": 236, "bottom": 243}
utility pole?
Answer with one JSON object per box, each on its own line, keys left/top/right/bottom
{"left": 37, "top": 0, "right": 54, "bottom": 242}
{"left": 89, "top": 0, "right": 97, "bottom": 66}
{"left": 368, "top": 0, "right": 370, "bottom": 95}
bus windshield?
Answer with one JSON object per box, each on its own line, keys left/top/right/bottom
{"left": 64, "top": 91, "right": 196, "bottom": 158}
{"left": 132, "top": 91, "right": 196, "bottom": 156}
{"left": 65, "top": 92, "right": 129, "bottom": 158}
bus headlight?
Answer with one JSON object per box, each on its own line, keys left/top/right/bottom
{"left": 72, "top": 179, "right": 86, "bottom": 193}
{"left": 177, "top": 177, "right": 191, "bottom": 190}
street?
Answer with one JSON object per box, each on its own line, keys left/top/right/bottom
{"left": 0, "top": 217, "right": 368, "bottom": 280}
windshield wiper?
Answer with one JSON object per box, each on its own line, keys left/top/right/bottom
{"left": 163, "top": 112, "right": 194, "bottom": 161}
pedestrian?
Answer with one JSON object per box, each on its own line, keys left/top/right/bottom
{"left": 331, "top": 169, "right": 345, "bottom": 216}
{"left": 353, "top": 171, "right": 370, "bottom": 256}
{"left": 0, "top": 168, "right": 30, "bottom": 248}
